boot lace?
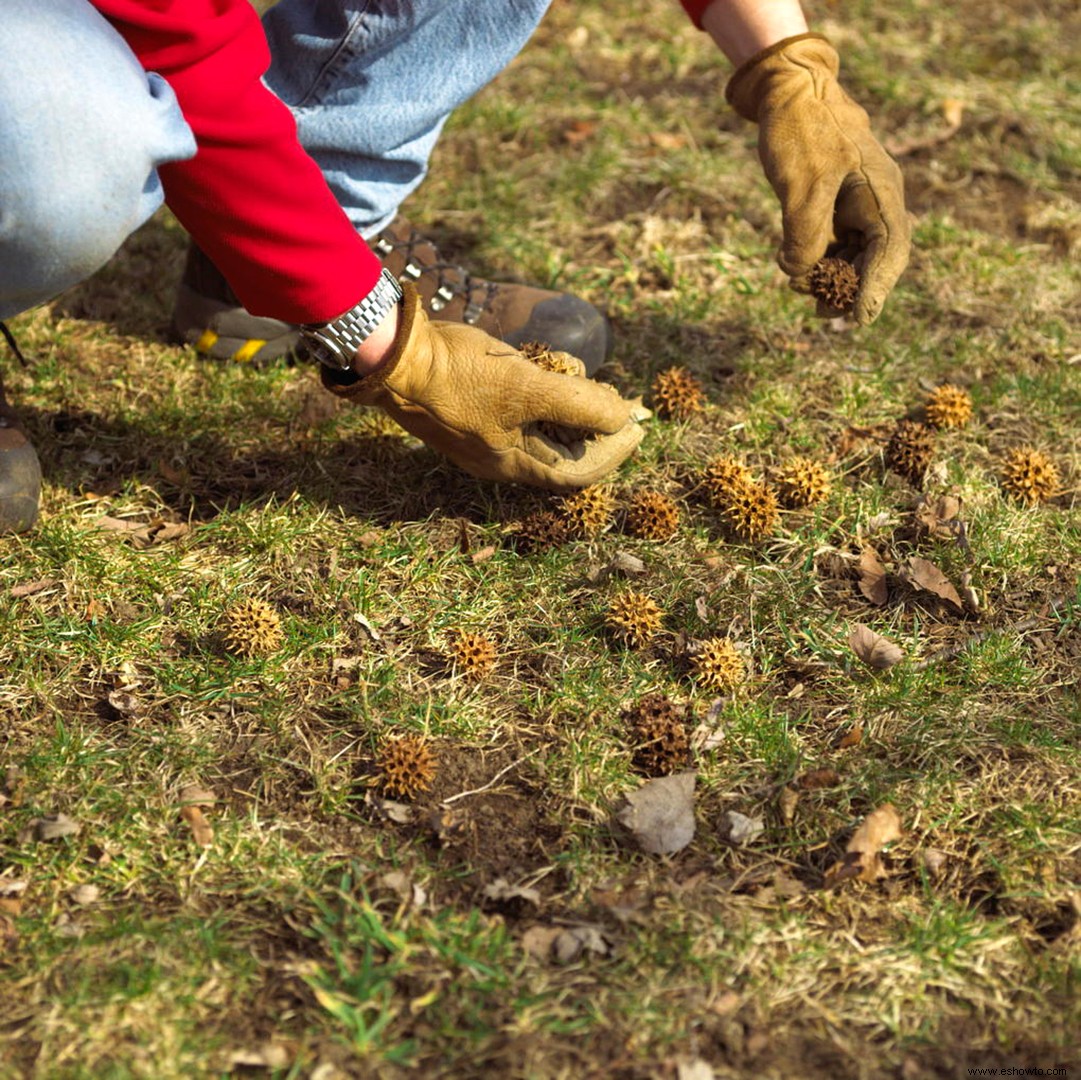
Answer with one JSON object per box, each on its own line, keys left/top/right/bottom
{"left": 372, "top": 226, "right": 496, "bottom": 325}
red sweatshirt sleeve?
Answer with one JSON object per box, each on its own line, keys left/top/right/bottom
{"left": 680, "top": 0, "right": 712, "bottom": 30}
{"left": 93, "top": 0, "right": 381, "bottom": 324}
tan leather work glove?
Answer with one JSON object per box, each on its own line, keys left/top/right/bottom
{"left": 726, "top": 33, "right": 910, "bottom": 325}
{"left": 322, "top": 283, "right": 646, "bottom": 491}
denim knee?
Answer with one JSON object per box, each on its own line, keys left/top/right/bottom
{"left": 0, "top": 0, "right": 195, "bottom": 320}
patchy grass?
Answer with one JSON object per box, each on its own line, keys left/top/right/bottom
{"left": 1, "top": 0, "right": 1079, "bottom": 1077}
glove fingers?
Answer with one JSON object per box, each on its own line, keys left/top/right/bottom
{"left": 526, "top": 369, "right": 637, "bottom": 435}
{"left": 519, "top": 421, "right": 646, "bottom": 492}
{"left": 777, "top": 182, "right": 839, "bottom": 288}
{"left": 835, "top": 180, "right": 911, "bottom": 326}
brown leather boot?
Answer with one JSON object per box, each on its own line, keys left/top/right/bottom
{"left": 0, "top": 325, "right": 42, "bottom": 535}
{"left": 172, "top": 217, "right": 612, "bottom": 374}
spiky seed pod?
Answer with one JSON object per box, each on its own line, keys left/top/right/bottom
{"left": 885, "top": 420, "right": 936, "bottom": 485}
{"left": 925, "top": 384, "right": 973, "bottom": 430}
{"left": 1000, "top": 447, "right": 1060, "bottom": 504}
{"left": 520, "top": 340, "right": 582, "bottom": 377}
{"left": 651, "top": 366, "right": 706, "bottom": 420}
{"left": 376, "top": 735, "right": 437, "bottom": 799}
{"left": 692, "top": 637, "right": 746, "bottom": 692}
{"left": 560, "top": 485, "right": 617, "bottom": 538}
{"left": 625, "top": 490, "right": 680, "bottom": 541}
{"left": 721, "top": 479, "right": 779, "bottom": 542}
{"left": 624, "top": 694, "right": 689, "bottom": 777}
{"left": 445, "top": 629, "right": 497, "bottom": 679}
{"left": 808, "top": 257, "right": 859, "bottom": 312}
{"left": 701, "top": 454, "right": 754, "bottom": 508}
{"left": 222, "top": 598, "right": 283, "bottom": 657}
{"left": 606, "top": 591, "right": 665, "bottom": 649}
{"left": 511, "top": 509, "right": 570, "bottom": 553}
{"left": 773, "top": 457, "right": 832, "bottom": 509}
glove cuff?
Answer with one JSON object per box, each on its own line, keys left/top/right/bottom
{"left": 320, "top": 282, "right": 420, "bottom": 402}
{"left": 725, "top": 32, "right": 835, "bottom": 122}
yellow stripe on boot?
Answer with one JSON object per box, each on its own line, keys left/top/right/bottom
{"left": 232, "top": 338, "right": 267, "bottom": 364}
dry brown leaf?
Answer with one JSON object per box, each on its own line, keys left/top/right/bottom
{"left": 470, "top": 545, "right": 497, "bottom": 564}
{"left": 563, "top": 119, "right": 597, "bottom": 145}
{"left": 794, "top": 768, "right": 841, "bottom": 791}
{"left": 902, "top": 557, "right": 964, "bottom": 611}
{"left": 824, "top": 804, "right": 903, "bottom": 887}
{"left": 779, "top": 785, "right": 800, "bottom": 825}
{"left": 28, "top": 813, "right": 82, "bottom": 842}
{"left": 848, "top": 624, "right": 904, "bottom": 670}
{"left": 721, "top": 810, "right": 764, "bottom": 846}
{"left": 10, "top": 578, "right": 57, "bottom": 598}
{"left": 837, "top": 723, "right": 864, "bottom": 749}
{"left": 521, "top": 924, "right": 563, "bottom": 960}
{"left": 95, "top": 515, "right": 190, "bottom": 549}
{"left": 857, "top": 548, "right": 888, "bottom": 606}
{"left": 648, "top": 131, "right": 688, "bottom": 150}
{"left": 68, "top": 884, "right": 101, "bottom": 905}
{"left": 179, "top": 785, "right": 216, "bottom": 807}
{"left": 181, "top": 805, "right": 213, "bottom": 848}
{"left": 615, "top": 772, "right": 696, "bottom": 855}
{"left": 157, "top": 459, "right": 191, "bottom": 487}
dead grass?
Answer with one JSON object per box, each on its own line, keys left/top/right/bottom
{"left": 1, "top": 0, "right": 1079, "bottom": 1077}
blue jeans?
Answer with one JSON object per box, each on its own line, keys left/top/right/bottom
{"left": 0, "top": 0, "right": 550, "bottom": 321}
{"left": 0, "top": 0, "right": 196, "bottom": 320}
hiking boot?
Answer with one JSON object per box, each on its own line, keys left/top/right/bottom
{"left": 172, "top": 218, "right": 613, "bottom": 374}
{"left": 0, "top": 325, "right": 42, "bottom": 535}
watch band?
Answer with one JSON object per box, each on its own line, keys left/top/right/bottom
{"left": 301, "top": 267, "right": 404, "bottom": 371}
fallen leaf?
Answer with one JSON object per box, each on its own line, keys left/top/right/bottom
{"left": 68, "top": 884, "right": 101, "bottom": 905}
{"left": 107, "top": 690, "right": 141, "bottom": 717}
{"left": 179, "top": 785, "right": 216, "bottom": 807}
{"left": 779, "top": 786, "right": 800, "bottom": 825}
{"left": 794, "top": 768, "right": 841, "bottom": 791}
{"left": 563, "top": 119, "right": 597, "bottom": 145}
{"left": 837, "top": 724, "right": 864, "bottom": 749}
{"left": 677, "top": 1059, "right": 715, "bottom": 1080}
{"left": 10, "top": 578, "right": 56, "bottom": 598}
{"left": 0, "top": 880, "right": 28, "bottom": 897}
{"left": 920, "top": 848, "right": 948, "bottom": 877}
{"left": 157, "top": 459, "right": 191, "bottom": 487}
{"left": 379, "top": 870, "right": 426, "bottom": 908}
{"left": 691, "top": 722, "right": 726, "bottom": 753}
{"left": 848, "top": 624, "right": 904, "bottom": 670}
{"left": 29, "top": 813, "right": 81, "bottom": 842}
{"left": 521, "top": 924, "right": 563, "bottom": 960}
{"left": 0, "top": 897, "right": 22, "bottom": 916}
{"left": 824, "top": 804, "right": 903, "bottom": 887}
{"left": 470, "top": 545, "right": 497, "bottom": 564}
{"left": 941, "top": 97, "right": 965, "bottom": 128}
{"left": 901, "top": 557, "right": 964, "bottom": 611}
{"left": 181, "top": 805, "right": 213, "bottom": 848}
{"left": 587, "top": 551, "right": 648, "bottom": 584}
{"left": 648, "top": 131, "right": 688, "bottom": 151}
{"left": 229, "top": 1043, "right": 293, "bottom": 1070}
{"left": 721, "top": 811, "right": 764, "bottom": 846}
{"left": 366, "top": 792, "right": 413, "bottom": 825}
{"left": 552, "top": 924, "right": 610, "bottom": 964}
{"left": 95, "top": 515, "right": 190, "bottom": 549}
{"left": 857, "top": 547, "right": 888, "bottom": 606}
{"left": 615, "top": 772, "right": 696, "bottom": 855}
{"left": 482, "top": 878, "right": 542, "bottom": 908}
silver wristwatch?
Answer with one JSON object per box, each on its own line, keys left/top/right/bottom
{"left": 300, "top": 267, "right": 403, "bottom": 371}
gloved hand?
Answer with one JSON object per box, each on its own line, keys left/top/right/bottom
{"left": 726, "top": 33, "right": 910, "bottom": 325}
{"left": 322, "top": 283, "right": 646, "bottom": 490}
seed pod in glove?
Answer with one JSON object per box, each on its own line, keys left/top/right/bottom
{"left": 322, "top": 284, "right": 646, "bottom": 491}
{"left": 726, "top": 34, "right": 911, "bottom": 325}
